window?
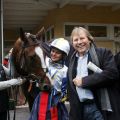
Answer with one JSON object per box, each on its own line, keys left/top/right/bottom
{"left": 64, "top": 23, "right": 120, "bottom": 40}
{"left": 45, "top": 26, "right": 54, "bottom": 41}
{"left": 65, "top": 25, "right": 84, "bottom": 37}
{"left": 114, "top": 26, "right": 120, "bottom": 37}
{"left": 88, "top": 26, "right": 107, "bottom": 37}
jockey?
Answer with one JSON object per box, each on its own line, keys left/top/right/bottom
{"left": 29, "top": 38, "right": 70, "bottom": 120}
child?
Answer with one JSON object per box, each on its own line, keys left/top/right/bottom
{"left": 29, "top": 38, "right": 70, "bottom": 120}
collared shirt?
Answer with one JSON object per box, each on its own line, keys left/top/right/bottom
{"left": 76, "top": 52, "right": 94, "bottom": 102}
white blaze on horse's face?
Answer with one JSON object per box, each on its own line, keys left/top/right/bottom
{"left": 35, "top": 46, "right": 47, "bottom": 72}
{"left": 35, "top": 46, "right": 52, "bottom": 83}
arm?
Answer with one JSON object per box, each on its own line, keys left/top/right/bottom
{"left": 82, "top": 48, "right": 119, "bottom": 88}
{"left": 0, "top": 78, "right": 26, "bottom": 90}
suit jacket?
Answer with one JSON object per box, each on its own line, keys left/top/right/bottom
{"left": 67, "top": 47, "right": 120, "bottom": 120}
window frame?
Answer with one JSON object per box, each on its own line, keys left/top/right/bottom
{"left": 45, "top": 25, "right": 54, "bottom": 42}
{"left": 64, "top": 22, "right": 120, "bottom": 41}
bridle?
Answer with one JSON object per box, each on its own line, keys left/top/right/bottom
{"left": 13, "top": 34, "right": 51, "bottom": 91}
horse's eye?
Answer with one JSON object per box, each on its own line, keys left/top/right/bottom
{"left": 32, "top": 35, "right": 36, "bottom": 39}
{"left": 30, "top": 35, "right": 37, "bottom": 42}
{"left": 30, "top": 54, "right": 37, "bottom": 60}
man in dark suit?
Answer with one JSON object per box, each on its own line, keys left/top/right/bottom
{"left": 67, "top": 27, "right": 120, "bottom": 120}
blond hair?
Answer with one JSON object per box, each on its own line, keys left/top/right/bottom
{"left": 70, "top": 27, "right": 94, "bottom": 42}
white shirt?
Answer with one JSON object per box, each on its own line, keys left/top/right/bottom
{"left": 76, "top": 53, "right": 94, "bottom": 102}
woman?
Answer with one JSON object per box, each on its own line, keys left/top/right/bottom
{"left": 29, "top": 38, "right": 70, "bottom": 120}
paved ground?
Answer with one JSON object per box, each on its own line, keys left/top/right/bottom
{"left": 9, "top": 105, "right": 30, "bottom": 120}
{"left": 9, "top": 102, "right": 70, "bottom": 120}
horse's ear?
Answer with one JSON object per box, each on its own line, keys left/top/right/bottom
{"left": 20, "top": 28, "right": 25, "bottom": 40}
{"left": 20, "top": 28, "right": 28, "bottom": 44}
{"left": 36, "top": 26, "right": 45, "bottom": 40}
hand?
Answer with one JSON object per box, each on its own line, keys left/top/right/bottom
{"left": 73, "top": 77, "right": 82, "bottom": 87}
{"left": 60, "top": 95, "right": 67, "bottom": 102}
{"left": 17, "top": 77, "right": 26, "bottom": 85}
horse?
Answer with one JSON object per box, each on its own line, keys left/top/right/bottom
{"left": 10, "top": 28, "right": 51, "bottom": 111}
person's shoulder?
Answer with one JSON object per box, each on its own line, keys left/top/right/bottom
{"left": 114, "top": 51, "right": 120, "bottom": 62}
{"left": 96, "top": 47, "right": 110, "bottom": 51}
{"left": 0, "top": 64, "right": 6, "bottom": 81}
{"left": 96, "top": 47, "right": 112, "bottom": 54}
{"left": 115, "top": 51, "right": 120, "bottom": 57}
{"left": 95, "top": 47, "right": 114, "bottom": 60}
{"left": 61, "top": 65, "right": 68, "bottom": 72}
{"left": 0, "top": 64, "right": 4, "bottom": 70}
{"left": 59, "top": 65, "right": 68, "bottom": 77}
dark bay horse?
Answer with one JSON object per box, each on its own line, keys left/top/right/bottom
{"left": 11, "top": 28, "right": 51, "bottom": 110}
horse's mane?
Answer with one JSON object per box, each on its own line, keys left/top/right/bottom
{"left": 12, "top": 38, "right": 23, "bottom": 63}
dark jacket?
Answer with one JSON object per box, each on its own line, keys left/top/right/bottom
{"left": 114, "top": 52, "right": 120, "bottom": 92}
{"left": 67, "top": 47, "right": 120, "bottom": 120}
{"left": 114, "top": 52, "right": 120, "bottom": 76}
{"left": 0, "top": 64, "right": 9, "bottom": 112}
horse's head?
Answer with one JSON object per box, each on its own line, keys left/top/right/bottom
{"left": 11, "top": 28, "right": 51, "bottom": 89}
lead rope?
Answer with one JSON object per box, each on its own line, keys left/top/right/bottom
{"left": 13, "top": 85, "right": 18, "bottom": 120}
{"left": 9, "top": 54, "right": 18, "bottom": 120}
